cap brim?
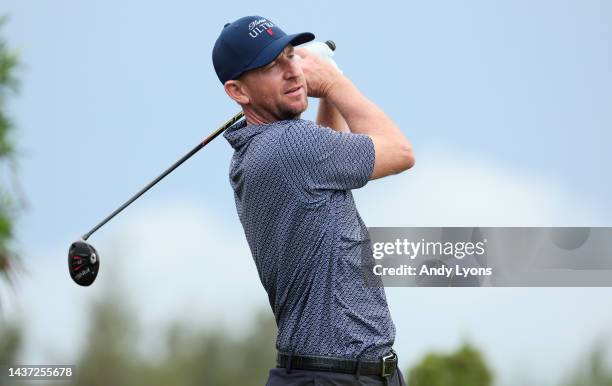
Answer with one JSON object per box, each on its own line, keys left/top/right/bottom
{"left": 241, "top": 32, "right": 315, "bottom": 75}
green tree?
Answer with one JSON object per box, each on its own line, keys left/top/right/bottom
{"left": 0, "top": 322, "right": 21, "bottom": 364}
{"left": 407, "top": 343, "right": 494, "bottom": 386}
{"left": 70, "top": 291, "right": 138, "bottom": 386}
{"left": 66, "top": 281, "right": 277, "bottom": 386}
{"left": 564, "top": 342, "right": 612, "bottom": 386}
{"left": 142, "top": 311, "right": 277, "bottom": 386}
{"left": 0, "top": 322, "right": 23, "bottom": 385}
{"left": 0, "top": 15, "right": 21, "bottom": 284}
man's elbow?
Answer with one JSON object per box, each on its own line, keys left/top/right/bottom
{"left": 369, "top": 137, "right": 415, "bottom": 179}
{"left": 398, "top": 142, "right": 415, "bottom": 172}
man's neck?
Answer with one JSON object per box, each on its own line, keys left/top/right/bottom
{"left": 244, "top": 109, "right": 272, "bottom": 126}
{"left": 243, "top": 108, "right": 301, "bottom": 126}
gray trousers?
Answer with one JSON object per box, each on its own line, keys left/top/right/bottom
{"left": 265, "top": 368, "right": 407, "bottom": 386}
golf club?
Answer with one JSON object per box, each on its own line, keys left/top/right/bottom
{"left": 68, "top": 40, "right": 337, "bottom": 286}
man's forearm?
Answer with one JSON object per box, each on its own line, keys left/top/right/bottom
{"left": 316, "top": 97, "right": 350, "bottom": 132}
{"left": 325, "top": 77, "right": 404, "bottom": 139}
{"left": 324, "top": 76, "right": 415, "bottom": 179}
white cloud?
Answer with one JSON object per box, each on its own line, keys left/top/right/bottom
{"left": 355, "top": 143, "right": 605, "bottom": 227}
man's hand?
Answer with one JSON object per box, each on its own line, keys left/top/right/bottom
{"left": 295, "top": 48, "right": 343, "bottom": 99}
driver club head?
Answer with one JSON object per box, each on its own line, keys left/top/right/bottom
{"left": 68, "top": 240, "right": 100, "bottom": 286}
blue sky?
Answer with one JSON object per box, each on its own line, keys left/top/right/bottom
{"left": 4, "top": 0, "right": 612, "bottom": 245}
{"left": 2, "top": 1, "right": 612, "bottom": 385}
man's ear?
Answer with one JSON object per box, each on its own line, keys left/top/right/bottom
{"left": 224, "top": 80, "right": 250, "bottom": 105}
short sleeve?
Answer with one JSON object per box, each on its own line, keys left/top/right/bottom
{"left": 279, "top": 120, "right": 375, "bottom": 194}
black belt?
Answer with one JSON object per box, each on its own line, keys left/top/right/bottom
{"left": 277, "top": 350, "right": 398, "bottom": 378}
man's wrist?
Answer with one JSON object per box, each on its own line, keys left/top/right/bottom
{"left": 324, "top": 76, "right": 353, "bottom": 104}
{"left": 317, "top": 97, "right": 350, "bottom": 132}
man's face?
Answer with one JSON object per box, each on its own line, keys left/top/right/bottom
{"left": 238, "top": 45, "right": 308, "bottom": 121}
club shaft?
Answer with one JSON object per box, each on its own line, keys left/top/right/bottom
{"left": 82, "top": 111, "right": 245, "bottom": 241}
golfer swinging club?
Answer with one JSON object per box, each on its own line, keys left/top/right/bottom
{"left": 213, "top": 16, "right": 414, "bottom": 386}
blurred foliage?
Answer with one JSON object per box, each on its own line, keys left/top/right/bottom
{"left": 70, "top": 294, "right": 138, "bottom": 386}
{"left": 564, "top": 343, "right": 612, "bottom": 386}
{"left": 60, "top": 290, "right": 277, "bottom": 386}
{"left": 0, "top": 321, "right": 22, "bottom": 385}
{"left": 406, "top": 342, "right": 493, "bottom": 386}
{"left": 2, "top": 289, "right": 612, "bottom": 386}
{"left": 0, "top": 15, "right": 21, "bottom": 286}
{"left": 0, "top": 321, "right": 21, "bottom": 364}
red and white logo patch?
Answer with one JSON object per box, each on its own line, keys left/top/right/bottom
{"left": 248, "top": 18, "right": 276, "bottom": 38}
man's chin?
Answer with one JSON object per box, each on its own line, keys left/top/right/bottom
{"left": 280, "top": 99, "right": 308, "bottom": 120}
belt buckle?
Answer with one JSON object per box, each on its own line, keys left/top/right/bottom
{"left": 380, "top": 349, "right": 397, "bottom": 378}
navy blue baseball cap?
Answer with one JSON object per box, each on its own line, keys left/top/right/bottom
{"left": 212, "top": 16, "right": 314, "bottom": 84}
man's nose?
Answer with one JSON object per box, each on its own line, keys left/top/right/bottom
{"left": 281, "top": 56, "right": 301, "bottom": 79}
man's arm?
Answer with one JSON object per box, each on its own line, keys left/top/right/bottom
{"left": 316, "top": 98, "right": 349, "bottom": 133}
{"left": 325, "top": 77, "right": 414, "bottom": 179}
{"left": 298, "top": 49, "right": 414, "bottom": 180}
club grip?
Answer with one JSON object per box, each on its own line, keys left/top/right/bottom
{"left": 325, "top": 40, "right": 336, "bottom": 51}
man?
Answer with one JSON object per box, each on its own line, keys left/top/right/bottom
{"left": 213, "top": 16, "right": 414, "bottom": 386}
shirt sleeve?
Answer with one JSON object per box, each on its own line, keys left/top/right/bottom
{"left": 279, "top": 120, "right": 375, "bottom": 196}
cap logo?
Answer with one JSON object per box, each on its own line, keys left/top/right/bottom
{"left": 248, "top": 18, "right": 276, "bottom": 38}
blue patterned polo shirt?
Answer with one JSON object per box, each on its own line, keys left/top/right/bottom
{"left": 223, "top": 118, "right": 395, "bottom": 360}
